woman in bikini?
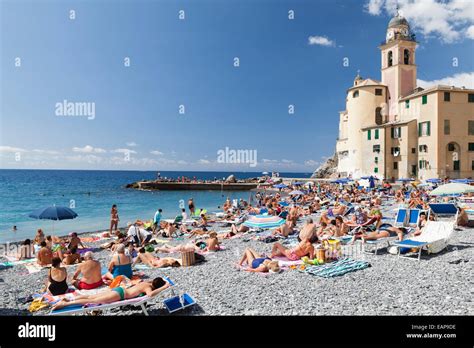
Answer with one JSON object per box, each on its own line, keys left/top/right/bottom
{"left": 270, "top": 237, "right": 316, "bottom": 261}
{"left": 110, "top": 204, "right": 119, "bottom": 234}
{"left": 133, "top": 248, "right": 181, "bottom": 268}
{"left": 52, "top": 277, "right": 170, "bottom": 310}
{"left": 237, "top": 248, "right": 280, "bottom": 273}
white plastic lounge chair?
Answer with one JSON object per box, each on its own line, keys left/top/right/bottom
{"left": 49, "top": 277, "right": 184, "bottom": 316}
{"left": 392, "top": 220, "right": 455, "bottom": 261}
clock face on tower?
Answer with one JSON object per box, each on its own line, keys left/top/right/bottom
{"left": 401, "top": 28, "right": 409, "bottom": 36}
{"left": 386, "top": 30, "right": 394, "bottom": 41}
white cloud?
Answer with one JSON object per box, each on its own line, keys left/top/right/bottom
{"left": 66, "top": 154, "right": 103, "bottom": 164}
{"left": 150, "top": 150, "right": 164, "bottom": 156}
{"left": 0, "top": 146, "right": 27, "bottom": 153}
{"left": 304, "top": 160, "right": 320, "bottom": 166}
{"left": 112, "top": 148, "right": 137, "bottom": 154}
{"left": 418, "top": 72, "right": 474, "bottom": 89}
{"left": 281, "top": 159, "right": 293, "bottom": 163}
{"left": 198, "top": 159, "right": 211, "bottom": 164}
{"left": 308, "top": 35, "right": 336, "bottom": 47}
{"left": 365, "top": 0, "right": 474, "bottom": 43}
{"left": 262, "top": 158, "right": 278, "bottom": 163}
{"left": 32, "top": 149, "right": 60, "bottom": 155}
{"left": 126, "top": 142, "right": 138, "bottom": 147}
{"left": 72, "top": 145, "right": 106, "bottom": 154}
{"left": 365, "top": 0, "right": 384, "bottom": 15}
{"left": 467, "top": 25, "right": 474, "bottom": 39}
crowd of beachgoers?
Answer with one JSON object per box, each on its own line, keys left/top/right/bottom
{"left": 0, "top": 177, "right": 473, "bottom": 316}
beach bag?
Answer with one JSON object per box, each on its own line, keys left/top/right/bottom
{"left": 322, "top": 239, "right": 342, "bottom": 260}
{"left": 181, "top": 251, "right": 196, "bottom": 267}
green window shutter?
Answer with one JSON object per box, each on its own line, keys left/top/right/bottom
{"left": 418, "top": 123, "right": 422, "bottom": 136}
{"left": 374, "top": 167, "right": 378, "bottom": 173}
{"left": 367, "top": 130, "right": 371, "bottom": 140}
{"left": 398, "top": 127, "right": 401, "bottom": 138}
{"left": 391, "top": 128, "right": 394, "bottom": 138}
{"left": 427, "top": 121, "right": 431, "bottom": 136}
{"left": 422, "top": 95, "right": 427, "bottom": 104}
{"left": 375, "top": 129, "right": 379, "bottom": 139}
{"left": 405, "top": 100, "right": 410, "bottom": 108}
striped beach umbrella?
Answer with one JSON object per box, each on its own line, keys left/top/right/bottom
{"left": 243, "top": 215, "right": 285, "bottom": 229}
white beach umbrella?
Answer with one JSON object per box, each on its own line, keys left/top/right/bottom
{"left": 430, "top": 183, "right": 474, "bottom": 196}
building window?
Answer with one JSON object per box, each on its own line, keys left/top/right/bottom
{"left": 469, "top": 121, "right": 474, "bottom": 135}
{"left": 444, "top": 92, "right": 450, "bottom": 102}
{"left": 375, "top": 156, "right": 378, "bottom": 164}
{"left": 391, "top": 147, "right": 400, "bottom": 156}
{"left": 454, "top": 161, "right": 460, "bottom": 171}
{"left": 391, "top": 127, "right": 401, "bottom": 138}
{"left": 444, "top": 120, "right": 450, "bottom": 135}
{"left": 422, "top": 95, "right": 428, "bottom": 104}
{"left": 374, "top": 167, "right": 379, "bottom": 173}
{"left": 404, "top": 49, "right": 410, "bottom": 64}
{"left": 388, "top": 51, "right": 393, "bottom": 67}
{"left": 375, "top": 107, "right": 383, "bottom": 125}
{"left": 405, "top": 100, "right": 410, "bottom": 108}
{"left": 418, "top": 121, "right": 431, "bottom": 136}
{"left": 469, "top": 143, "right": 474, "bottom": 151}
{"left": 419, "top": 160, "right": 429, "bottom": 169}
{"left": 393, "top": 162, "right": 398, "bottom": 170}
{"left": 419, "top": 144, "right": 428, "bottom": 153}
{"left": 367, "top": 129, "right": 371, "bottom": 140}
{"left": 468, "top": 94, "right": 474, "bottom": 103}
{"left": 373, "top": 145, "right": 380, "bottom": 153}
{"left": 375, "top": 129, "right": 379, "bottom": 139}
{"left": 472, "top": 161, "right": 474, "bottom": 170}
{"left": 448, "top": 143, "right": 455, "bottom": 151}
{"left": 375, "top": 88, "right": 383, "bottom": 96}
{"left": 411, "top": 165, "right": 417, "bottom": 176}
{"left": 411, "top": 148, "right": 416, "bottom": 154}
{"left": 353, "top": 90, "right": 359, "bottom": 98}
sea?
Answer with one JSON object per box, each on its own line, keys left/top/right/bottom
{"left": 0, "top": 169, "right": 312, "bottom": 243}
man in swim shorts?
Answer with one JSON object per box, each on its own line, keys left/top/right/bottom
{"left": 72, "top": 252, "right": 104, "bottom": 290}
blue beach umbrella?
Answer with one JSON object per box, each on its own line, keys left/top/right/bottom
{"left": 449, "top": 178, "right": 474, "bottom": 184}
{"left": 29, "top": 205, "right": 78, "bottom": 233}
{"left": 273, "top": 183, "right": 288, "bottom": 189}
{"left": 426, "top": 178, "right": 442, "bottom": 183}
{"left": 243, "top": 215, "right": 285, "bottom": 229}
{"left": 293, "top": 182, "right": 305, "bottom": 186}
{"left": 397, "top": 178, "right": 415, "bottom": 182}
{"left": 289, "top": 190, "right": 305, "bottom": 196}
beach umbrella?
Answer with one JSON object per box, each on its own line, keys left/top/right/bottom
{"left": 397, "top": 178, "right": 415, "bottom": 182}
{"left": 262, "top": 171, "right": 269, "bottom": 175}
{"left": 273, "top": 183, "right": 287, "bottom": 189}
{"left": 29, "top": 205, "right": 78, "bottom": 233}
{"left": 279, "top": 201, "right": 289, "bottom": 207}
{"left": 426, "top": 178, "right": 442, "bottom": 183}
{"left": 289, "top": 190, "right": 304, "bottom": 195}
{"left": 430, "top": 183, "right": 474, "bottom": 196}
{"left": 449, "top": 178, "right": 474, "bottom": 184}
{"left": 243, "top": 215, "right": 285, "bottom": 229}
{"left": 293, "top": 182, "right": 305, "bottom": 186}
{"left": 360, "top": 176, "right": 380, "bottom": 180}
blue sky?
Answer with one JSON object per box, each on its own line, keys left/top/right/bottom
{"left": 1, "top": 0, "right": 473, "bottom": 172}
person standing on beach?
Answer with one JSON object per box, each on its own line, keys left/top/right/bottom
{"left": 188, "top": 198, "right": 195, "bottom": 216}
{"left": 153, "top": 209, "right": 162, "bottom": 232}
{"left": 110, "top": 204, "right": 119, "bottom": 234}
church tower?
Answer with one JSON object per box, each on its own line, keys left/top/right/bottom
{"left": 379, "top": 11, "right": 417, "bottom": 121}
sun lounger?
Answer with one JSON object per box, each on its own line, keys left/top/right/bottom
{"left": 428, "top": 203, "right": 458, "bottom": 222}
{"left": 392, "top": 220, "right": 455, "bottom": 260}
{"left": 49, "top": 277, "right": 190, "bottom": 316}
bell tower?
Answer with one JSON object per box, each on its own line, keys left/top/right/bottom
{"left": 379, "top": 11, "right": 417, "bottom": 120}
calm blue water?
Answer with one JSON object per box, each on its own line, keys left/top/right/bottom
{"left": 0, "top": 170, "right": 311, "bottom": 243}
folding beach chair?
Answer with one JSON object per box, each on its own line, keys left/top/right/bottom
{"left": 392, "top": 220, "right": 455, "bottom": 261}
{"left": 428, "top": 203, "right": 458, "bottom": 223}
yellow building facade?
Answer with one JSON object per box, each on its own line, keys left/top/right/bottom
{"left": 336, "top": 13, "right": 474, "bottom": 180}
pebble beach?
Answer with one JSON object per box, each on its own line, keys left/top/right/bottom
{"left": 1, "top": 209, "right": 472, "bottom": 316}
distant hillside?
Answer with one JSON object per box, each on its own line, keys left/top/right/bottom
{"left": 311, "top": 152, "right": 338, "bottom": 178}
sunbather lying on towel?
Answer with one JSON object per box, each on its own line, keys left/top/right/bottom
{"left": 271, "top": 218, "right": 294, "bottom": 237}
{"left": 360, "top": 224, "right": 416, "bottom": 243}
{"left": 155, "top": 243, "right": 198, "bottom": 253}
{"left": 52, "top": 277, "right": 170, "bottom": 310}
{"left": 270, "top": 236, "right": 316, "bottom": 261}
{"left": 237, "top": 247, "right": 280, "bottom": 273}
{"left": 133, "top": 248, "right": 180, "bottom": 268}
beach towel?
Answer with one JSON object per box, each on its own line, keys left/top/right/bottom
{"left": 25, "top": 263, "right": 48, "bottom": 274}
{"left": 81, "top": 237, "right": 100, "bottom": 243}
{"left": 302, "top": 258, "right": 370, "bottom": 278}
{"left": 272, "top": 256, "right": 303, "bottom": 268}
